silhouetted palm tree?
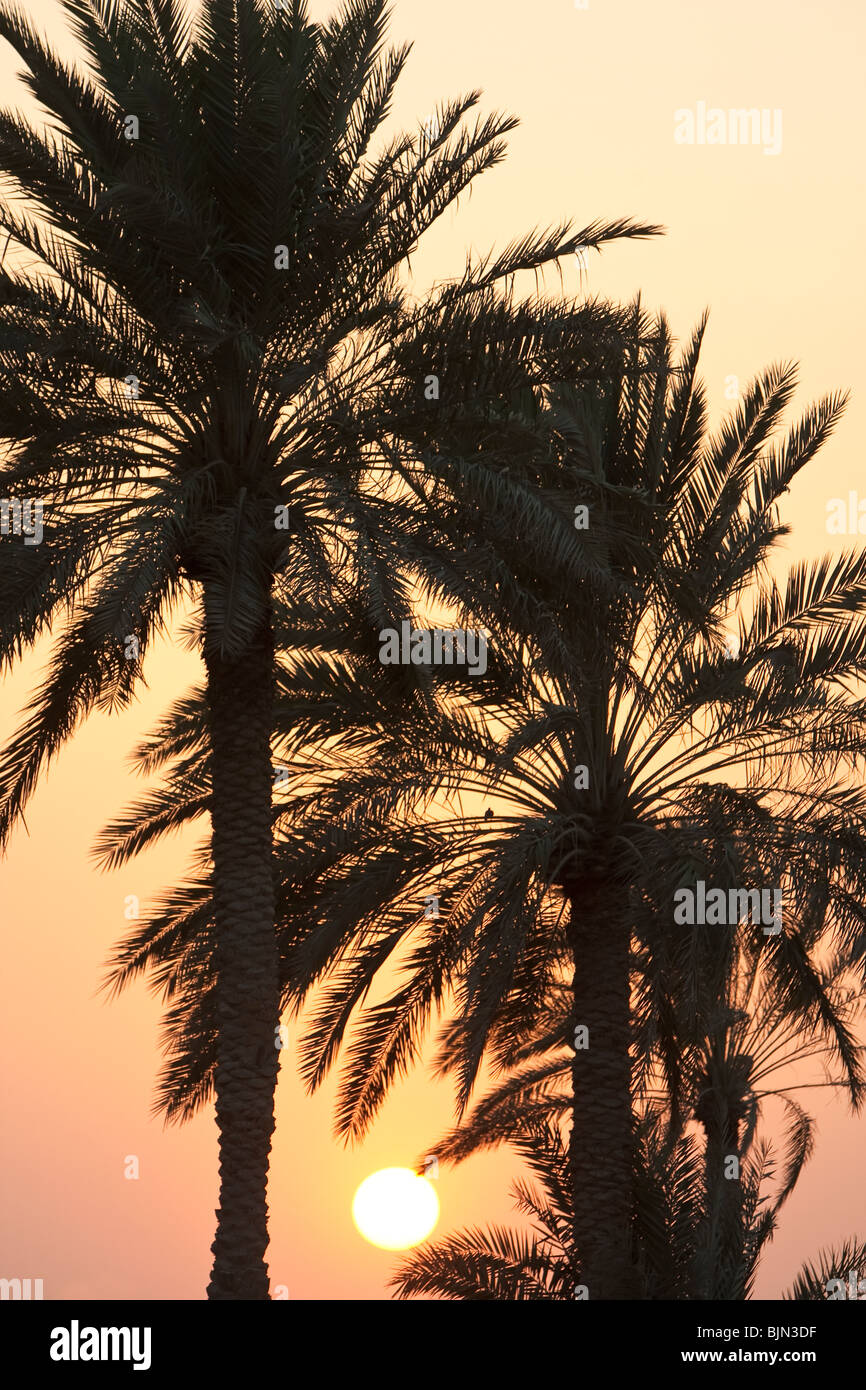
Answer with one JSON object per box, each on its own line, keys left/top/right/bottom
{"left": 391, "top": 945, "right": 863, "bottom": 1299}
{"left": 389, "top": 1115, "right": 707, "bottom": 1299}
{"left": 389, "top": 1109, "right": 863, "bottom": 1301}
{"left": 95, "top": 309, "right": 866, "bottom": 1299}
{"left": 0, "top": 0, "right": 652, "bottom": 1296}
{"left": 267, "top": 310, "right": 866, "bottom": 1298}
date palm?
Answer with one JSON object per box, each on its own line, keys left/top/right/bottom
{"left": 95, "top": 309, "right": 866, "bottom": 1300}
{"left": 388, "top": 1107, "right": 849, "bottom": 1302}
{"left": 0, "top": 0, "right": 651, "bottom": 1296}
{"left": 268, "top": 310, "right": 866, "bottom": 1299}
{"left": 390, "top": 943, "right": 863, "bottom": 1299}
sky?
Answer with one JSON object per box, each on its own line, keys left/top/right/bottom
{"left": 1, "top": 0, "right": 865, "bottom": 1300}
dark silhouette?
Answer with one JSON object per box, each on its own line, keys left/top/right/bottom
{"left": 0, "top": 0, "right": 654, "bottom": 1296}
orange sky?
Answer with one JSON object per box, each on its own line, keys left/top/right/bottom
{"left": 1, "top": 0, "right": 865, "bottom": 1300}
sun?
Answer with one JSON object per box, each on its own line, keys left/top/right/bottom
{"left": 352, "top": 1167, "right": 440, "bottom": 1250}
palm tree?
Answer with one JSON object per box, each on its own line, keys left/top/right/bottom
{"left": 390, "top": 944, "right": 864, "bottom": 1299}
{"left": 389, "top": 1115, "right": 708, "bottom": 1300}
{"left": 266, "top": 309, "right": 866, "bottom": 1298}
{"left": 0, "top": 0, "right": 653, "bottom": 1296}
{"left": 388, "top": 1108, "right": 863, "bottom": 1301}
{"left": 95, "top": 308, "right": 866, "bottom": 1300}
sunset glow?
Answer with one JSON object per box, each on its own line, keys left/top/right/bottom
{"left": 1, "top": 0, "right": 864, "bottom": 1333}
{"left": 352, "top": 1169, "right": 440, "bottom": 1250}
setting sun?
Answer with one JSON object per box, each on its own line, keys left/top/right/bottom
{"left": 352, "top": 1168, "right": 440, "bottom": 1251}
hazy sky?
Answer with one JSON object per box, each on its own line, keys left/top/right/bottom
{"left": 1, "top": 0, "right": 864, "bottom": 1300}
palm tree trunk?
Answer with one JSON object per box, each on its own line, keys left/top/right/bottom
{"left": 204, "top": 610, "right": 280, "bottom": 1300}
{"left": 567, "top": 881, "right": 637, "bottom": 1298}
{"left": 697, "top": 1098, "right": 747, "bottom": 1299}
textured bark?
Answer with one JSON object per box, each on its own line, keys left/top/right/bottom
{"left": 696, "top": 1100, "right": 746, "bottom": 1299}
{"left": 567, "top": 882, "right": 638, "bottom": 1299}
{"left": 205, "top": 615, "right": 280, "bottom": 1300}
